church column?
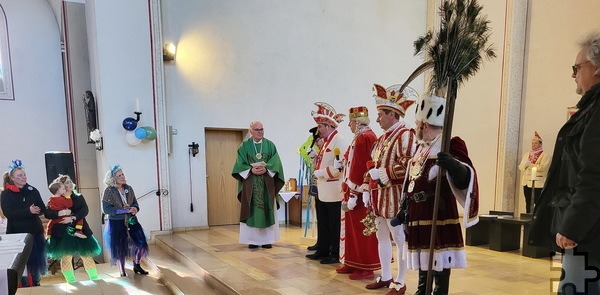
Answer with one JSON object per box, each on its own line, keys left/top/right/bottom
{"left": 150, "top": 0, "right": 172, "bottom": 232}
{"left": 494, "top": 0, "right": 529, "bottom": 212}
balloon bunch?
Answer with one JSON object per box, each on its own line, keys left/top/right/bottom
{"left": 122, "top": 117, "right": 157, "bottom": 146}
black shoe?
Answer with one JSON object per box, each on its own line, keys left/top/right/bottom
{"left": 120, "top": 272, "right": 127, "bottom": 277}
{"left": 320, "top": 257, "right": 340, "bottom": 264}
{"left": 306, "top": 252, "right": 328, "bottom": 260}
{"left": 248, "top": 244, "right": 259, "bottom": 249}
{"left": 261, "top": 244, "right": 272, "bottom": 249}
{"left": 307, "top": 244, "right": 319, "bottom": 251}
{"left": 133, "top": 263, "right": 149, "bottom": 275}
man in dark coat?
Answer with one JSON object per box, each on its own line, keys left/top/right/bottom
{"left": 529, "top": 31, "right": 600, "bottom": 295}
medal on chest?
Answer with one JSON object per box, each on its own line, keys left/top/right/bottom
{"left": 407, "top": 180, "right": 415, "bottom": 193}
{"left": 253, "top": 142, "right": 263, "bottom": 160}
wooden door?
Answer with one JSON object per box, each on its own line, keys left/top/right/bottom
{"left": 205, "top": 129, "right": 243, "bottom": 226}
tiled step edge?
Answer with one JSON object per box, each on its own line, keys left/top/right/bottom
{"left": 155, "top": 237, "right": 240, "bottom": 295}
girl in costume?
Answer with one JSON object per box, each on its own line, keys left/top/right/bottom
{"left": 44, "top": 175, "right": 102, "bottom": 283}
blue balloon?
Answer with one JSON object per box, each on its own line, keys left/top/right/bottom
{"left": 134, "top": 127, "right": 147, "bottom": 139}
{"left": 122, "top": 117, "right": 138, "bottom": 131}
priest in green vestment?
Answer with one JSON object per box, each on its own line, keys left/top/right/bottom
{"left": 232, "top": 121, "right": 285, "bottom": 249}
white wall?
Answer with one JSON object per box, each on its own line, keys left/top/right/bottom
{"left": 161, "top": 0, "right": 428, "bottom": 228}
{"left": 518, "top": 0, "right": 600, "bottom": 213}
{"left": 0, "top": 0, "right": 68, "bottom": 194}
{"left": 6, "top": 0, "right": 599, "bottom": 236}
{"left": 85, "top": 0, "right": 160, "bottom": 238}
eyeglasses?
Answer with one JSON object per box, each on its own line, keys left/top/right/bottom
{"left": 572, "top": 61, "right": 591, "bottom": 75}
{"left": 252, "top": 128, "right": 264, "bottom": 132}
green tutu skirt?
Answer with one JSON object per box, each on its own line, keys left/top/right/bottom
{"left": 46, "top": 230, "right": 102, "bottom": 259}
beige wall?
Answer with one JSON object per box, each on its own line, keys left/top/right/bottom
{"left": 518, "top": 0, "right": 600, "bottom": 213}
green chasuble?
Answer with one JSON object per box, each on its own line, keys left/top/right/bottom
{"left": 232, "top": 138, "right": 285, "bottom": 228}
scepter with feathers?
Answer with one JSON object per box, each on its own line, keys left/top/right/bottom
{"left": 399, "top": 0, "right": 495, "bottom": 293}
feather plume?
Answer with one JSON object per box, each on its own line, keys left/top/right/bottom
{"left": 414, "top": 0, "right": 496, "bottom": 96}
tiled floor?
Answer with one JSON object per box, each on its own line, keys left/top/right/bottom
{"left": 155, "top": 224, "right": 559, "bottom": 295}
{"left": 16, "top": 259, "right": 171, "bottom": 295}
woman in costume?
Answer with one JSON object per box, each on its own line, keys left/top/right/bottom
{"left": 0, "top": 160, "right": 47, "bottom": 287}
{"left": 102, "top": 165, "right": 149, "bottom": 276}
{"left": 44, "top": 174, "right": 102, "bottom": 282}
{"left": 517, "top": 132, "right": 550, "bottom": 213}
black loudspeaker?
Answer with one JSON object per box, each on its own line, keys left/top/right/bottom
{"left": 44, "top": 152, "right": 76, "bottom": 186}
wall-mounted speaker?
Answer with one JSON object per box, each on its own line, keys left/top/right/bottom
{"left": 44, "top": 152, "right": 76, "bottom": 186}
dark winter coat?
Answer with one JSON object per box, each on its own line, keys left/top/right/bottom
{"left": 0, "top": 184, "right": 46, "bottom": 235}
{"left": 528, "top": 82, "right": 600, "bottom": 258}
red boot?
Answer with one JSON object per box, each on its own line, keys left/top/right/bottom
{"left": 349, "top": 270, "right": 374, "bottom": 280}
{"left": 335, "top": 264, "right": 354, "bottom": 274}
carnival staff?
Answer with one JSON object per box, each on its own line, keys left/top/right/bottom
{"left": 403, "top": 94, "right": 479, "bottom": 295}
{"left": 306, "top": 102, "right": 347, "bottom": 264}
{"left": 363, "top": 84, "right": 417, "bottom": 295}
{"left": 517, "top": 131, "right": 549, "bottom": 213}
{"left": 337, "top": 106, "right": 380, "bottom": 280}
{"left": 232, "top": 121, "right": 285, "bottom": 249}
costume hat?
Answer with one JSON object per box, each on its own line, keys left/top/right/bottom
{"left": 348, "top": 106, "right": 369, "bottom": 119}
{"left": 415, "top": 93, "right": 446, "bottom": 127}
{"left": 533, "top": 131, "right": 542, "bottom": 143}
{"left": 373, "top": 83, "right": 418, "bottom": 117}
{"left": 312, "top": 102, "right": 345, "bottom": 127}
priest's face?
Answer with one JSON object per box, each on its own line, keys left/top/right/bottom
{"left": 250, "top": 122, "right": 264, "bottom": 141}
{"left": 531, "top": 139, "right": 542, "bottom": 150}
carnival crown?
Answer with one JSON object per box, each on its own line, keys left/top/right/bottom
{"left": 415, "top": 93, "right": 446, "bottom": 127}
{"left": 348, "top": 106, "right": 369, "bottom": 119}
{"left": 534, "top": 131, "right": 542, "bottom": 142}
{"left": 312, "top": 102, "right": 345, "bottom": 127}
{"left": 373, "top": 83, "right": 418, "bottom": 117}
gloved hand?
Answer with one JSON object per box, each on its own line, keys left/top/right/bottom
{"left": 313, "top": 169, "right": 325, "bottom": 178}
{"left": 368, "top": 168, "right": 379, "bottom": 180}
{"left": 308, "top": 148, "right": 317, "bottom": 158}
{"left": 347, "top": 195, "right": 358, "bottom": 210}
{"left": 436, "top": 152, "right": 461, "bottom": 171}
{"left": 362, "top": 191, "right": 371, "bottom": 207}
{"left": 390, "top": 217, "right": 402, "bottom": 227}
{"left": 341, "top": 201, "right": 350, "bottom": 212}
{"left": 58, "top": 209, "right": 72, "bottom": 216}
{"left": 523, "top": 161, "right": 532, "bottom": 167}
{"left": 436, "top": 152, "right": 470, "bottom": 190}
{"left": 333, "top": 159, "right": 343, "bottom": 170}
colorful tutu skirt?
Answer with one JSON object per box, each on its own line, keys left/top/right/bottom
{"left": 103, "top": 217, "right": 149, "bottom": 264}
{"left": 27, "top": 233, "right": 48, "bottom": 277}
{"left": 45, "top": 229, "right": 102, "bottom": 260}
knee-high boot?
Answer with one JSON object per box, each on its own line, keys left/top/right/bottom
{"left": 433, "top": 269, "right": 451, "bottom": 295}
{"left": 414, "top": 270, "right": 429, "bottom": 295}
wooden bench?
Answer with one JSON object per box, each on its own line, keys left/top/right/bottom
{"left": 466, "top": 211, "right": 514, "bottom": 246}
{"left": 467, "top": 212, "right": 552, "bottom": 257}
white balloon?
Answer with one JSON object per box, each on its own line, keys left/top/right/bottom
{"left": 125, "top": 131, "right": 142, "bottom": 146}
